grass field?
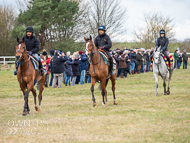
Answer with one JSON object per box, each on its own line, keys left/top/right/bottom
{"left": 0, "top": 68, "right": 190, "bottom": 143}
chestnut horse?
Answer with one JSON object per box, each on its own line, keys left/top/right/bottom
{"left": 84, "top": 36, "right": 118, "bottom": 107}
{"left": 16, "top": 37, "right": 45, "bottom": 116}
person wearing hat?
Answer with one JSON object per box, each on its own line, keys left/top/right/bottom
{"left": 155, "top": 29, "right": 171, "bottom": 70}
{"left": 14, "top": 26, "right": 44, "bottom": 75}
{"left": 118, "top": 50, "right": 127, "bottom": 78}
{"left": 130, "top": 48, "right": 137, "bottom": 75}
{"left": 136, "top": 49, "right": 143, "bottom": 74}
{"left": 94, "top": 25, "right": 113, "bottom": 74}
{"left": 182, "top": 49, "right": 188, "bottom": 69}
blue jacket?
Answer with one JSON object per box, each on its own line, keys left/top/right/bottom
{"left": 79, "top": 54, "right": 88, "bottom": 71}
{"left": 155, "top": 37, "right": 169, "bottom": 51}
{"left": 65, "top": 59, "right": 74, "bottom": 77}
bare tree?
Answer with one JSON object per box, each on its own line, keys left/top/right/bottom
{"left": 133, "top": 13, "right": 175, "bottom": 49}
{"left": 87, "top": 0, "right": 127, "bottom": 39}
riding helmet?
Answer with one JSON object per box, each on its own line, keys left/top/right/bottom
{"left": 160, "top": 29, "right": 165, "bottom": 36}
{"left": 26, "top": 26, "right": 34, "bottom": 33}
{"left": 98, "top": 25, "right": 106, "bottom": 32}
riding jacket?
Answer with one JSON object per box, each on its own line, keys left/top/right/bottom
{"left": 24, "top": 35, "right": 40, "bottom": 54}
{"left": 155, "top": 37, "right": 169, "bottom": 52}
{"left": 94, "top": 33, "right": 112, "bottom": 51}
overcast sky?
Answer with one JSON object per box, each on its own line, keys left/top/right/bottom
{"left": 1, "top": 0, "right": 190, "bottom": 42}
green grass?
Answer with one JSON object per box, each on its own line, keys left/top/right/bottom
{"left": 0, "top": 68, "right": 190, "bottom": 142}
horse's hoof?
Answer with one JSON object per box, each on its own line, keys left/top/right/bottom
{"left": 93, "top": 102, "right": 97, "bottom": 107}
{"left": 113, "top": 100, "right": 118, "bottom": 105}
{"left": 102, "top": 102, "right": 105, "bottom": 107}
{"left": 105, "top": 102, "right": 108, "bottom": 106}
{"left": 37, "top": 107, "right": 41, "bottom": 113}
{"left": 35, "top": 105, "right": 38, "bottom": 111}
{"left": 22, "top": 111, "right": 28, "bottom": 116}
{"left": 167, "top": 91, "right": 170, "bottom": 95}
{"left": 164, "top": 93, "right": 166, "bottom": 95}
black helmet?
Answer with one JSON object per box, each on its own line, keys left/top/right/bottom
{"left": 160, "top": 29, "right": 165, "bottom": 35}
{"left": 26, "top": 26, "right": 34, "bottom": 33}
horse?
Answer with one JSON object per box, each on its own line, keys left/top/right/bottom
{"left": 15, "top": 37, "right": 45, "bottom": 116}
{"left": 84, "top": 36, "right": 118, "bottom": 107}
{"left": 153, "top": 46, "right": 173, "bottom": 96}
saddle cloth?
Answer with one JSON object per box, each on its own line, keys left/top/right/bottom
{"left": 30, "top": 56, "right": 46, "bottom": 75}
{"left": 98, "top": 49, "right": 116, "bottom": 75}
{"left": 150, "top": 53, "right": 173, "bottom": 71}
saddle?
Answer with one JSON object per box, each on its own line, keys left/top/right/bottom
{"left": 30, "top": 55, "right": 46, "bottom": 75}
{"left": 150, "top": 53, "right": 173, "bottom": 71}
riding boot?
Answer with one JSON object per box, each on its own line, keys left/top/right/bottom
{"left": 14, "top": 60, "right": 19, "bottom": 75}
{"left": 38, "top": 60, "right": 45, "bottom": 75}
{"left": 86, "top": 62, "right": 91, "bottom": 76}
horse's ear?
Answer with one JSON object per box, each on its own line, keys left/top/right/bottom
{"left": 84, "top": 37, "right": 86, "bottom": 41}
{"left": 90, "top": 35, "right": 92, "bottom": 40}
{"left": 158, "top": 46, "right": 161, "bottom": 52}
{"left": 22, "top": 37, "right": 25, "bottom": 43}
{"left": 17, "top": 37, "right": 19, "bottom": 43}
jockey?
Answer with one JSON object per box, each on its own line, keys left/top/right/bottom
{"left": 155, "top": 29, "right": 171, "bottom": 70}
{"left": 94, "top": 25, "right": 113, "bottom": 73}
{"left": 14, "top": 26, "right": 44, "bottom": 75}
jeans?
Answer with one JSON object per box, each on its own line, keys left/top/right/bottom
{"left": 120, "top": 68, "right": 124, "bottom": 74}
{"left": 33, "top": 53, "right": 40, "bottom": 61}
{"left": 178, "top": 62, "right": 181, "bottom": 69}
{"left": 183, "top": 61, "right": 187, "bottom": 69}
{"left": 80, "top": 70, "right": 86, "bottom": 85}
{"left": 65, "top": 76, "right": 71, "bottom": 86}
{"left": 72, "top": 76, "right": 77, "bottom": 86}
{"left": 141, "top": 65, "right": 144, "bottom": 73}
{"left": 146, "top": 62, "right": 150, "bottom": 72}
{"left": 131, "top": 63, "right": 135, "bottom": 71}
{"left": 88, "top": 76, "right": 91, "bottom": 83}
{"left": 49, "top": 71, "right": 54, "bottom": 86}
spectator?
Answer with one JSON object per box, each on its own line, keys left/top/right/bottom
{"left": 79, "top": 51, "right": 88, "bottom": 85}
{"left": 182, "top": 49, "right": 188, "bottom": 69}
{"left": 65, "top": 57, "right": 74, "bottom": 86}
{"left": 130, "top": 48, "right": 136, "bottom": 75}
{"left": 124, "top": 50, "right": 130, "bottom": 78}
{"left": 42, "top": 50, "right": 50, "bottom": 87}
{"left": 51, "top": 51, "right": 67, "bottom": 88}
{"left": 71, "top": 53, "right": 80, "bottom": 86}
{"left": 174, "top": 50, "right": 179, "bottom": 69}
{"left": 146, "top": 51, "right": 151, "bottom": 72}
{"left": 136, "top": 50, "right": 143, "bottom": 74}
{"left": 177, "top": 52, "right": 182, "bottom": 69}
{"left": 118, "top": 50, "right": 127, "bottom": 78}
{"left": 142, "top": 50, "right": 147, "bottom": 73}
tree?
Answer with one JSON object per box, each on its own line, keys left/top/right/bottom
{"left": 87, "top": 0, "right": 127, "bottom": 39}
{"left": 133, "top": 13, "right": 175, "bottom": 49}
{"left": 0, "top": 4, "right": 16, "bottom": 56}
{"left": 12, "top": 0, "right": 79, "bottom": 51}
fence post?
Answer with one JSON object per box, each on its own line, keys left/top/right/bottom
{"left": 3, "top": 57, "right": 5, "bottom": 64}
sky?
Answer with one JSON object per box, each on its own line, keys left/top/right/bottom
{"left": 1, "top": 0, "right": 190, "bottom": 42}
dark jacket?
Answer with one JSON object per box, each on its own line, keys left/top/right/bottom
{"left": 182, "top": 52, "right": 188, "bottom": 61}
{"left": 130, "top": 52, "right": 137, "bottom": 63}
{"left": 146, "top": 54, "right": 151, "bottom": 63}
{"left": 136, "top": 53, "right": 143, "bottom": 65}
{"left": 51, "top": 55, "right": 67, "bottom": 74}
{"left": 79, "top": 54, "right": 88, "bottom": 71}
{"left": 71, "top": 59, "right": 80, "bottom": 76}
{"left": 178, "top": 55, "right": 182, "bottom": 63}
{"left": 119, "top": 55, "right": 127, "bottom": 69}
{"left": 24, "top": 35, "right": 40, "bottom": 54}
{"left": 94, "top": 33, "right": 112, "bottom": 51}
{"left": 113, "top": 55, "right": 120, "bottom": 69}
{"left": 155, "top": 37, "right": 169, "bottom": 51}
{"left": 65, "top": 59, "right": 74, "bottom": 77}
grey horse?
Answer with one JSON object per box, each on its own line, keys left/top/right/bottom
{"left": 153, "top": 46, "right": 173, "bottom": 96}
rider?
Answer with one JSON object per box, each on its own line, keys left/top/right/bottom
{"left": 155, "top": 29, "right": 171, "bottom": 70}
{"left": 14, "top": 26, "right": 44, "bottom": 75}
{"left": 94, "top": 25, "right": 113, "bottom": 73}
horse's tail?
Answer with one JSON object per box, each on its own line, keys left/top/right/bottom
{"left": 98, "top": 79, "right": 109, "bottom": 91}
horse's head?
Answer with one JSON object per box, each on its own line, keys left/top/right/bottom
{"left": 84, "top": 35, "right": 95, "bottom": 57}
{"left": 154, "top": 46, "right": 161, "bottom": 64}
{"left": 16, "top": 37, "right": 26, "bottom": 61}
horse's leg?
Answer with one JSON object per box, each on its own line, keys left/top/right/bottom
{"left": 37, "top": 76, "right": 45, "bottom": 113}
{"left": 163, "top": 74, "right": 167, "bottom": 95}
{"left": 111, "top": 75, "right": 118, "bottom": 105}
{"left": 22, "top": 82, "right": 33, "bottom": 116}
{"left": 91, "top": 78, "right": 97, "bottom": 107}
{"left": 101, "top": 79, "right": 108, "bottom": 107}
{"left": 167, "top": 70, "right": 173, "bottom": 95}
{"left": 153, "top": 73, "right": 158, "bottom": 96}
{"left": 31, "top": 87, "right": 37, "bottom": 111}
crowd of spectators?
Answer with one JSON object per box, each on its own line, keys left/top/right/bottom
{"left": 40, "top": 47, "right": 188, "bottom": 88}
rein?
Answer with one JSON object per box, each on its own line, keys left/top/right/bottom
{"left": 89, "top": 43, "right": 101, "bottom": 83}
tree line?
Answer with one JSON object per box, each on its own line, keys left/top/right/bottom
{"left": 0, "top": 0, "right": 189, "bottom": 56}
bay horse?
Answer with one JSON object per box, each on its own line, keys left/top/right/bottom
{"left": 153, "top": 46, "right": 173, "bottom": 96}
{"left": 16, "top": 37, "right": 45, "bottom": 116}
{"left": 84, "top": 36, "right": 118, "bottom": 107}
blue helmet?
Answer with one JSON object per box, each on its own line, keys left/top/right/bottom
{"left": 98, "top": 25, "right": 106, "bottom": 32}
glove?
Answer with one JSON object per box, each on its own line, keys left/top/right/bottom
{"left": 99, "top": 47, "right": 103, "bottom": 49}
{"left": 28, "top": 51, "right": 32, "bottom": 55}
{"left": 160, "top": 49, "right": 163, "bottom": 53}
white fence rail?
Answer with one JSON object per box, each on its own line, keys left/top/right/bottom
{"left": 0, "top": 53, "right": 190, "bottom": 64}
